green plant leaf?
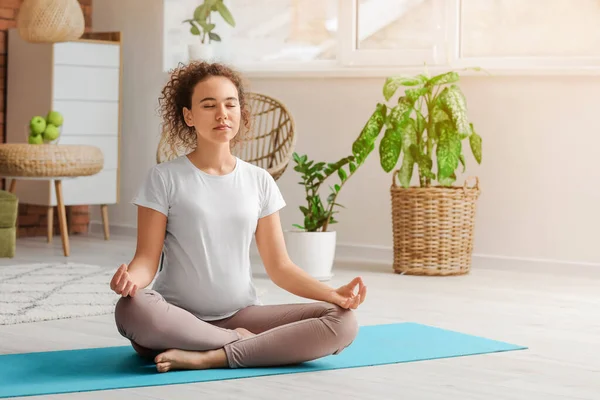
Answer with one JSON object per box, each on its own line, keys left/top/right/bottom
{"left": 388, "top": 97, "right": 412, "bottom": 129}
{"left": 405, "top": 87, "right": 430, "bottom": 104}
{"left": 459, "top": 154, "right": 466, "bottom": 172}
{"left": 431, "top": 102, "right": 450, "bottom": 123}
{"left": 352, "top": 103, "right": 386, "bottom": 164}
{"left": 190, "top": 24, "right": 200, "bottom": 35}
{"left": 469, "top": 123, "right": 482, "bottom": 164}
{"left": 194, "top": 4, "right": 208, "bottom": 21}
{"left": 215, "top": 1, "right": 236, "bottom": 26}
{"left": 198, "top": 20, "right": 210, "bottom": 30}
{"left": 379, "top": 127, "right": 403, "bottom": 173}
{"left": 292, "top": 223, "right": 305, "bottom": 230}
{"left": 209, "top": 32, "right": 221, "bottom": 41}
{"left": 438, "top": 173, "right": 456, "bottom": 187}
{"left": 426, "top": 71, "right": 459, "bottom": 87}
{"left": 312, "top": 161, "right": 326, "bottom": 171}
{"left": 439, "top": 85, "right": 470, "bottom": 137}
{"left": 349, "top": 162, "right": 357, "bottom": 174}
{"left": 436, "top": 121, "right": 461, "bottom": 180}
{"left": 410, "top": 144, "right": 435, "bottom": 180}
{"left": 398, "top": 119, "right": 417, "bottom": 187}
{"left": 428, "top": 103, "right": 450, "bottom": 141}
{"left": 338, "top": 167, "right": 347, "bottom": 182}
{"left": 383, "top": 76, "right": 427, "bottom": 101}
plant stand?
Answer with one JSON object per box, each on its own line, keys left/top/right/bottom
{"left": 0, "top": 144, "right": 105, "bottom": 257}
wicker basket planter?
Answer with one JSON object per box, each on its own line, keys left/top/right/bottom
{"left": 0, "top": 144, "right": 104, "bottom": 177}
{"left": 390, "top": 172, "right": 481, "bottom": 276}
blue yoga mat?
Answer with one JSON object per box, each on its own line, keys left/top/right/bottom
{"left": 0, "top": 322, "right": 526, "bottom": 398}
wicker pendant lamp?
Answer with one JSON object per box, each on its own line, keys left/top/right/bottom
{"left": 17, "top": 0, "right": 85, "bottom": 43}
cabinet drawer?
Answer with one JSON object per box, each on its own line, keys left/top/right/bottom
{"left": 53, "top": 65, "right": 119, "bottom": 101}
{"left": 53, "top": 42, "right": 120, "bottom": 68}
{"left": 51, "top": 169, "right": 118, "bottom": 206}
{"left": 52, "top": 100, "right": 119, "bottom": 136}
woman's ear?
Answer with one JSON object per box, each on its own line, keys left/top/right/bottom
{"left": 182, "top": 107, "right": 194, "bottom": 127}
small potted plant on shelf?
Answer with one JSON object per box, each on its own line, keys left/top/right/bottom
{"left": 351, "top": 69, "right": 483, "bottom": 276}
{"left": 286, "top": 152, "right": 361, "bottom": 281}
{"left": 183, "top": 0, "right": 235, "bottom": 62}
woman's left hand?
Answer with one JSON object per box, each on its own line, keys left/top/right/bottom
{"left": 329, "top": 276, "right": 367, "bottom": 309}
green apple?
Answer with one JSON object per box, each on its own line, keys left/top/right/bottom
{"left": 46, "top": 110, "right": 63, "bottom": 127}
{"left": 28, "top": 134, "right": 43, "bottom": 144}
{"left": 42, "top": 124, "right": 60, "bottom": 142}
{"left": 29, "top": 116, "right": 46, "bottom": 136}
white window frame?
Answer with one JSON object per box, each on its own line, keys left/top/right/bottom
{"left": 165, "top": 0, "right": 600, "bottom": 77}
{"left": 336, "top": 0, "right": 446, "bottom": 68}
{"left": 447, "top": 0, "right": 600, "bottom": 74}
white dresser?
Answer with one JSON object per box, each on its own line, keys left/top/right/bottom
{"left": 5, "top": 29, "right": 122, "bottom": 235}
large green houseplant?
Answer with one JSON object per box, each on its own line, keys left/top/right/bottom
{"left": 352, "top": 70, "right": 483, "bottom": 276}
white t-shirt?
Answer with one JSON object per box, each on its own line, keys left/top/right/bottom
{"left": 131, "top": 155, "right": 286, "bottom": 320}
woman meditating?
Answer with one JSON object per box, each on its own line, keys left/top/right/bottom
{"left": 110, "top": 61, "right": 367, "bottom": 373}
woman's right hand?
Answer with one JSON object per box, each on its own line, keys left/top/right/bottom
{"left": 110, "top": 264, "right": 138, "bottom": 297}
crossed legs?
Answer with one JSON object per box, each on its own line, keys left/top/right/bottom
{"left": 115, "top": 289, "right": 358, "bottom": 371}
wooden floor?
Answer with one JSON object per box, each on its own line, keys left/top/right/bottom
{"left": 1, "top": 232, "right": 598, "bottom": 399}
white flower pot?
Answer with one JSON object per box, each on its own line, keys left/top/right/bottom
{"left": 188, "top": 43, "right": 215, "bottom": 62}
{"left": 283, "top": 230, "right": 337, "bottom": 281}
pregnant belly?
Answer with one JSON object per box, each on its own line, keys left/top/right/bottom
{"left": 153, "top": 271, "right": 257, "bottom": 319}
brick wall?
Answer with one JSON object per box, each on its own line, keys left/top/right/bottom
{"left": 1, "top": 0, "right": 93, "bottom": 238}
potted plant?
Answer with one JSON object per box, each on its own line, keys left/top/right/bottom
{"left": 285, "top": 152, "right": 359, "bottom": 281}
{"left": 351, "top": 70, "right": 483, "bottom": 276}
{"left": 183, "top": 0, "right": 235, "bottom": 62}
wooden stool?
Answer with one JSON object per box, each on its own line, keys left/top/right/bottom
{"left": 0, "top": 144, "right": 105, "bottom": 257}
{"left": 5, "top": 177, "right": 110, "bottom": 256}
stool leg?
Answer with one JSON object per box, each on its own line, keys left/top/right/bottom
{"left": 8, "top": 179, "right": 16, "bottom": 193}
{"left": 101, "top": 204, "right": 110, "bottom": 240}
{"left": 54, "top": 180, "right": 70, "bottom": 257}
{"left": 47, "top": 207, "right": 53, "bottom": 243}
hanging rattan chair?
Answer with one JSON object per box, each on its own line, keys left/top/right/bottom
{"left": 156, "top": 92, "right": 296, "bottom": 181}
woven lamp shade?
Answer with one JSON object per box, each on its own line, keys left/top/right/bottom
{"left": 17, "top": 0, "right": 85, "bottom": 43}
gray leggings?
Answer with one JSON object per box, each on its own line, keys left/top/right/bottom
{"left": 114, "top": 289, "right": 359, "bottom": 368}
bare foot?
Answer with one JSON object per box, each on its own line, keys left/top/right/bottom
{"left": 154, "top": 348, "right": 227, "bottom": 373}
{"left": 234, "top": 327, "right": 256, "bottom": 340}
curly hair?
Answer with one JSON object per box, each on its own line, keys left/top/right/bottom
{"left": 157, "top": 61, "right": 251, "bottom": 160}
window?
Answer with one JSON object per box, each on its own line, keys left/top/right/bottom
{"left": 338, "top": 0, "right": 447, "bottom": 67}
{"left": 455, "top": 0, "right": 600, "bottom": 70}
{"left": 162, "top": 0, "right": 600, "bottom": 75}
{"left": 225, "top": 0, "right": 338, "bottom": 64}
{"left": 460, "top": 0, "right": 600, "bottom": 58}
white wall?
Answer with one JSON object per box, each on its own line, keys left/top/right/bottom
{"left": 92, "top": 0, "right": 166, "bottom": 229}
{"left": 92, "top": 1, "right": 600, "bottom": 268}
{"left": 248, "top": 76, "right": 600, "bottom": 267}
